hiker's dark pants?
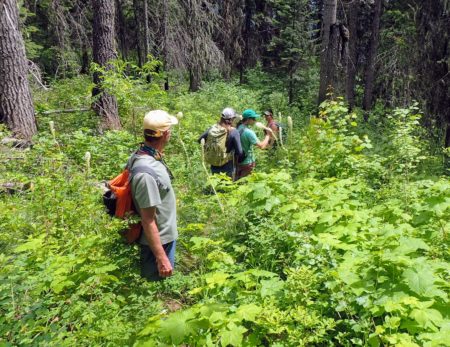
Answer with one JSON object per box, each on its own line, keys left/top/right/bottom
{"left": 235, "top": 162, "right": 256, "bottom": 180}
{"left": 210, "top": 160, "right": 234, "bottom": 178}
{"left": 140, "top": 240, "right": 176, "bottom": 281}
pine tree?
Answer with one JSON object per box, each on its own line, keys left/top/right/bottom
{"left": 91, "top": 0, "right": 121, "bottom": 130}
{"left": 0, "top": 0, "right": 37, "bottom": 140}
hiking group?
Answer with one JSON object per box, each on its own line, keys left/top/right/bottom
{"left": 199, "top": 107, "right": 281, "bottom": 180}
{"left": 105, "top": 107, "right": 283, "bottom": 281}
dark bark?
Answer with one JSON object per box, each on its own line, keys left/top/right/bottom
{"left": 0, "top": 0, "right": 37, "bottom": 140}
{"left": 220, "top": 0, "right": 234, "bottom": 80}
{"left": 133, "top": 0, "right": 150, "bottom": 67}
{"left": 318, "top": 0, "right": 337, "bottom": 103}
{"left": 318, "top": 0, "right": 348, "bottom": 104}
{"left": 219, "top": 0, "right": 245, "bottom": 80}
{"left": 415, "top": 0, "right": 449, "bottom": 148}
{"left": 345, "top": 1, "right": 359, "bottom": 109}
{"left": 92, "top": 0, "right": 121, "bottom": 130}
{"left": 189, "top": 67, "right": 201, "bottom": 92}
{"left": 162, "top": 0, "right": 169, "bottom": 90}
{"left": 288, "top": 72, "right": 294, "bottom": 105}
{"left": 362, "top": 0, "right": 383, "bottom": 112}
{"left": 116, "top": 0, "right": 128, "bottom": 60}
{"left": 80, "top": 43, "right": 89, "bottom": 74}
{"left": 240, "top": 0, "right": 257, "bottom": 83}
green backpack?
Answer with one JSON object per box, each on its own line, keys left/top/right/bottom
{"left": 204, "top": 124, "right": 232, "bottom": 166}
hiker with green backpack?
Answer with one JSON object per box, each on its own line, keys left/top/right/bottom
{"left": 198, "top": 107, "right": 243, "bottom": 178}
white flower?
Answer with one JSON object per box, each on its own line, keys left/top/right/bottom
{"left": 49, "top": 121, "right": 55, "bottom": 137}
{"left": 254, "top": 122, "right": 265, "bottom": 129}
{"left": 288, "top": 116, "right": 293, "bottom": 132}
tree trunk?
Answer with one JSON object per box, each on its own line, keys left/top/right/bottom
{"left": 0, "top": 0, "right": 37, "bottom": 140}
{"left": 415, "top": 0, "right": 449, "bottom": 150}
{"left": 345, "top": 1, "right": 359, "bottom": 110}
{"left": 189, "top": 67, "right": 201, "bottom": 92}
{"left": 142, "top": 0, "right": 149, "bottom": 61}
{"left": 80, "top": 43, "right": 89, "bottom": 74}
{"left": 92, "top": 0, "right": 121, "bottom": 130}
{"left": 318, "top": 0, "right": 337, "bottom": 103}
{"left": 362, "top": 0, "right": 383, "bottom": 112}
{"left": 133, "top": 0, "right": 150, "bottom": 67}
{"left": 116, "top": 0, "right": 128, "bottom": 60}
{"left": 221, "top": 0, "right": 233, "bottom": 80}
{"left": 162, "top": 0, "right": 169, "bottom": 90}
{"left": 240, "top": 0, "right": 256, "bottom": 84}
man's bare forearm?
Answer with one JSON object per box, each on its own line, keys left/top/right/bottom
{"left": 140, "top": 206, "right": 173, "bottom": 277}
{"left": 142, "top": 220, "right": 166, "bottom": 258}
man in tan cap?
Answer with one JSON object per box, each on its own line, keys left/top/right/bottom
{"left": 128, "top": 110, "right": 178, "bottom": 281}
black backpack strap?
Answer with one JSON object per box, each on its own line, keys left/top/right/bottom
{"left": 130, "top": 166, "right": 170, "bottom": 193}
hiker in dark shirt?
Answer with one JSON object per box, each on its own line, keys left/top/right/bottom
{"left": 198, "top": 108, "right": 243, "bottom": 178}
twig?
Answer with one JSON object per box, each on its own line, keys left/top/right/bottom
{"left": 27, "top": 60, "right": 49, "bottom": 90}
{"left": 37, "top": 108, "right": 90, "bottom": 115}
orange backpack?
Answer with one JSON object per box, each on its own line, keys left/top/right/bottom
{"left": 103, "top": 154, "right": 162, "bottom": 244}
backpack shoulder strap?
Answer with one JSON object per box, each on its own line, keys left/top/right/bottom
{"left": 130, "top": 165, "right": 169, "bottom": 192}
{"left": 126, "top": 152, "right": 140, "bottom": 170}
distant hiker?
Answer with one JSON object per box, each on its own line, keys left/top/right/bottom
{"left": 235, "top": 109, "right": 271, "bottom": 180}
{"left": 129, "top": 110, "right": 178, "bottom": 281}
{"left": 264, "top": 109, "right": 281, "bottom": 147}
{"left": 198, "top": 107, "right": 243, "bottom": 178}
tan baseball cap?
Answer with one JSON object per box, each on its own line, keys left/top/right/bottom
{"left": 143, "top": 110, "right": 178, "bottom": 137}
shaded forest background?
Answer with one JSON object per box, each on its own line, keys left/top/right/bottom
{"left": 0, "top": 0, "right": 449, "bottom": 148}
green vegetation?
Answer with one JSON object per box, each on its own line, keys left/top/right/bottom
{"left": 0, "top": 72, "right": 449, "bottom": 346}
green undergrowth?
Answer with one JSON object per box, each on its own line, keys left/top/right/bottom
{"left": 0, "top": 75, "right": 449, "bottom": 347}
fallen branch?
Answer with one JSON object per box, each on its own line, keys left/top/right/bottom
{"left": 37, "top": 107, "right": 91, "bottom": 115}
{"left": 0, "top": 182, "right": 33, "bottom": 195}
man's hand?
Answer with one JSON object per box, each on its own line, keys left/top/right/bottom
{"left": 156, "top": 254, "right": 173, "bottom": 277}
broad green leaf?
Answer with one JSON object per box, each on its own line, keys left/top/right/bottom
{"left": 93, "top": 264, "right": 118, "bottom": 274}
{"left": 410, "top": 308, "right": 443, "bottom": 330}
{"left": 279, "top": 202, "right": 298, "bottom": 213}
{"left": 235, "top": 304, "right": 262, "bottom": 322}
{"left": 159, "top": 309, "right": 196, "bottom": 344}
{"left": 260, "top": 278, "right": 284, "bottom": 298}
{"left": 403, "top": 268, "right": 435, "bottom": 296}
{"left": 199, "top": 303, "right": 229, "bottom": 318}
{"left": 205, "top": 272, "right": 230, "bottom": 287}
{"left": 420, "top": 322, "right": 450, "bottom": 346}
{"left": 14, "top": 235, "right": 45, "bottom": 253}
{"left": 220, "top": 322, "right": 247, "bottom": 347}
{"left": 51, "top": 279, "right": 75, "bottom": 294}
{"left": 394, "top": 237, "right": 429, "bottom": 255}
{"left": 384, "top": 316, "right": 401, "bottom": 329}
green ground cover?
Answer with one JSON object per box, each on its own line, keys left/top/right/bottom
{"left": 0, "top": 74, "right": 449, "bottom": 346}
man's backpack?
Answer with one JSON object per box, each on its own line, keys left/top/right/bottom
{"left": 103, "top": 154, "right": 162, "bottom": 244}
{"left": 204, "top": 124, "right": 232, "bottom": 166}
{"left": 275, "top": 122, "right": 287, "bottom": 140}
{"left": 268, "top": 121, "right": 287, "bottom": 145}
